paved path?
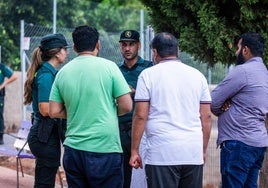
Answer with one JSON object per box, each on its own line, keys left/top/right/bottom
{"left": 0, "top": 166, "right": 34, "bottom": 188}
{"left": 0, "top": 134, "right": 34, "bottom": 187}
{"left": 0, "top": 134, "right": 64, "bottom": 188}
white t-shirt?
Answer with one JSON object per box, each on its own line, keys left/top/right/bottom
{"left": 135, "top": 60, "right": 211, "bottom": 165}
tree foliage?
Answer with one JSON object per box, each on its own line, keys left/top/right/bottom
{"left": 140, "top": 0, "right": 268, "bottom": 66}
{"left": 0, "top": 0, "right": 144, "bottom": 70}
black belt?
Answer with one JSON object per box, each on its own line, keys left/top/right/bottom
{"left": 119, "top": 122, "right": 132, "bottom": 131}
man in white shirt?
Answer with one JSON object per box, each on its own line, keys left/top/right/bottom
{"left": 129, "top": 32, "right": 212, "bottom": 188}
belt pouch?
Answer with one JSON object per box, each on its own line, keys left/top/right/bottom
{"left": 38, "top": 116, "right": 55, "bottom": 143}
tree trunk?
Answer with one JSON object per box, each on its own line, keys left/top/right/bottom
{"left": 259, "top": 114, "right": 268, "bottom": 188}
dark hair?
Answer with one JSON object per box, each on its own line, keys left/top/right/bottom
{"left": 237, "top": 32, "right": 265, "bottom": 57}
{"left": 150, "top": 32, "right": 178, "bottom": 58}
{"left": 72, "top": 25, "right": 99, "bottom": 52}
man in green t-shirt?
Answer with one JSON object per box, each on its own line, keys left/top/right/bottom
{"left": 49, "top": 25, "right": 132, "bottom": 188}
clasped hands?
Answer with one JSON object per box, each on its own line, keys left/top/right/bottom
{"left": 221, "top": 99, "right": 231, "bottom": 111}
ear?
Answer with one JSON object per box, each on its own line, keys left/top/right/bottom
{"left": 138, "top": 42, "right": 141, "bottom": 50}
{"left": 152, "top": 49, "right": 159, "bottom": 63}
{"left": 153, "top": 49, "right": 158, "bottom": 57}
{"left": 96, "top": 40, "right": 101, "bottom": 51}
{"left": 243, "top": 46, "right": 251, "bottom": 56}
{"left": 55, "top": 50, "right": 61, "bottom": 58}
{"left": 73, "top": 44, "right": 78, "bottom": 53}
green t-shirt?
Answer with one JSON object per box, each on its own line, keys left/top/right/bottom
{"left": 50, "top": 56, "right": 130, "bottom": 153}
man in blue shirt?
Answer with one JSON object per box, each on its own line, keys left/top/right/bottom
{"left": 211, "top": 32, "right": 268, "bottom": 188}
{"left": 0, "top": 63, "right": 17, "bottom": 144}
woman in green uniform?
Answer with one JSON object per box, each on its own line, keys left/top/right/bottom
{"left": 23, "top": 33, "right": 69, "bottom": 188}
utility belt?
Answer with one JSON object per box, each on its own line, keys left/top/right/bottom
{"left": 119, "top": 121, "right": 132, "bottom": 131}
{"left": 33, "top": 113, "right": 67, "bottom": 144}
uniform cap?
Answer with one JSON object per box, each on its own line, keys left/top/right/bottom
{"left": 40, "top": 33, "right": 69, "bottom": 50}
{"left": 119, "top": 30, "right": 140, "bottom": 42}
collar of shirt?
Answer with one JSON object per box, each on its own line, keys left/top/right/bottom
{"left": 119, "top": 56, "right": 144, "bottom": 69}
{"left": 42, "top": 61, "right": 58, "bottom": 76}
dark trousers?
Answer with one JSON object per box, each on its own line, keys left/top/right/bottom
{"left": 28, "top": 120, "right": 61, "bottom": 188}
{"left": 145, "top": 164, "right": 203, "bottom": 188}
{"left": 0, "top": 96, "right": 5, "bottom": 133}
{"left": 34, "top": 165, "right": 58, "bottom": 188}
{"left": 220, "top": 140, "right": 266, "bottom": 188}
{"left": 119, "top": 122, "right": 132, "bottom": 188}
{"left": 63, "top": 145, "right": 124, "bottom": 188}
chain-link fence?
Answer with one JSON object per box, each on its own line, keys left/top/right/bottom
{"left": 22, "top": 21, "right": 228, "bottom": 84}
{"left": 23, "top": 23, "right": 123, "bottom": 69}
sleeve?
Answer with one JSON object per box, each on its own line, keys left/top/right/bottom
{"left": 49, "top": 74, "right": 63, "bottom": 103}
{"left": 134, "top": 71, "right": 150, "bottom": 102}
{"left": 2, "top": 64, "right": 13, "bottom": 78}
{"left": 211, "top": 66, "right": 247, "bottom": 115}
{"left": 112, "top": 63, "right": 131, "bottom": 98}
{"left": 200, "top": 74, "right": 212, "bottom": 104}
{"left": 37, "top": 72, "right": 54, "bottom": 102}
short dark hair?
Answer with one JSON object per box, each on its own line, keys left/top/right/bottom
{"left": 238, "top": 32, "right": 265, "bottom": 57}
{"left": 72, "top": 25, "right": 99, "bottom": 52}
{"left": 150, "top": 32, "right": 178, "bottom": 58}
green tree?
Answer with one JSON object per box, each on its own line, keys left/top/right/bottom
{"left": 1, "top": 0, "right": 57, "bottom": 69}
{"left": 140, "top": 0, "right": 268, "bottom": 66}
{"left": 0, "top": 0, "right": 145, "bottom": 70}
{"left": 56, "top": 0, "right": 146, "bottom": 31}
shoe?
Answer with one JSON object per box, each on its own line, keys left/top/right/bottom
{"left": 0, "top": 133, "right": 3, "bottom": 145}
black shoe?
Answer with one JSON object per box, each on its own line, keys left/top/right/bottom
{"left": 0, "top": 133, "right": 3, "bottom": 145}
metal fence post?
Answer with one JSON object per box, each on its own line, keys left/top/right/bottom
{"left": 20, "top": 20, "right": 27, "bottom": 121}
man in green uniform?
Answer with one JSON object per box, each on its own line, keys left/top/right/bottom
{"left": 0, "top": 63, "right": 17, "bottom": 144}
{"left": 118, "top": 29, "right": 153, "bottom": 188}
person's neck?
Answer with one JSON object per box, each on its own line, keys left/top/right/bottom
{"left": 161, "top": 56, "right": 177, "bottom": 61}
{"left": 78, "top": 52, "right": 94, "bottom": 56}
{"left": 124, "top": 56, "right": 139, "bottom": 68}
{"left": 157, "top": 56, "right": 178, "bottom": 63}
{"left": 48, "top": 59, "right": 59, "bottom": 69}
{"left": 78, "top": 49, "right": 98, "bottom": 56}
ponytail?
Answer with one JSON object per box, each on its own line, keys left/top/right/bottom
{"left": 23, "top": 47, "right": 43, "bottom": 105}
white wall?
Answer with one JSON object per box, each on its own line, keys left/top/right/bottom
{"left": 4, "top": 71, "right": 23, "bottom": 132}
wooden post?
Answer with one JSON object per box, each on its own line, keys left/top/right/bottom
{"left": 259, "top": 113, "right": 268, "bottom": 188}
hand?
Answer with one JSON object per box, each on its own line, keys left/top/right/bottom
{"left": 129, "top": 85, "right": 135, "bottom": 97}
{"left": 221, "top": 100, "right": 231, "bottom": 111}
{"left": 129, "top": 153, "right": 143, "bottom": 169}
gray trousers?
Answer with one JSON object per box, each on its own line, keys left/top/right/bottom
{"left": 145, "top": 164, "right": 203, "bottom": 188}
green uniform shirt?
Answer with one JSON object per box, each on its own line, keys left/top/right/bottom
{"left": 118, "top": 56, "right": 153, "bottom": 123}
{"left": 0, "top": 63, "right": 13, "bottom": 84}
